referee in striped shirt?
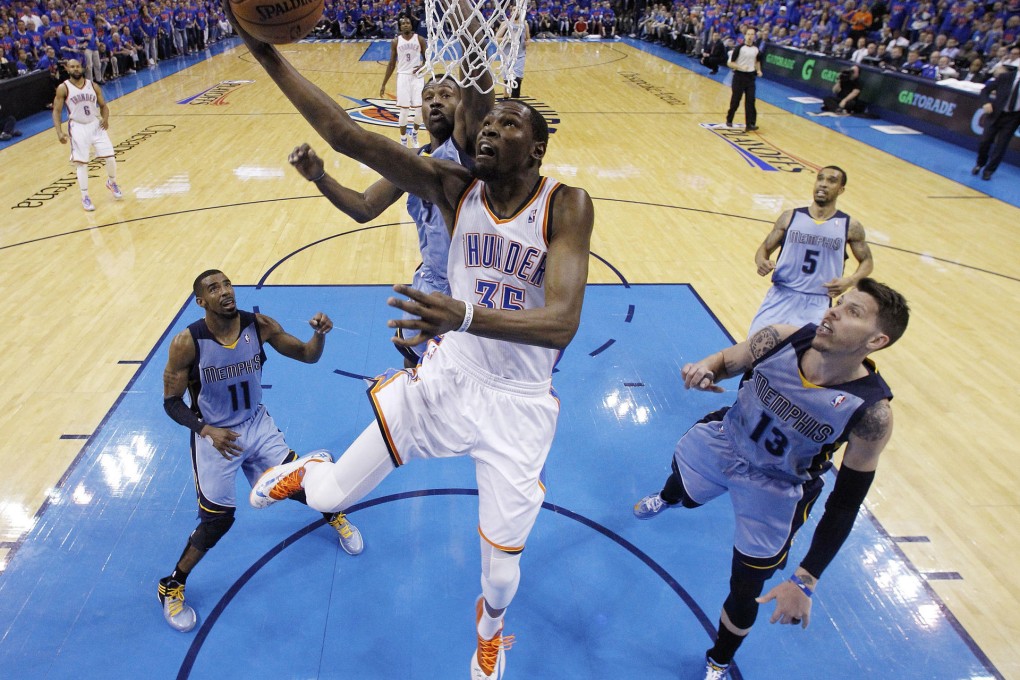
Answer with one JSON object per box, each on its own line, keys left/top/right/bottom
{"left": 726, "top": 27, "right": 763, "bottom": 131}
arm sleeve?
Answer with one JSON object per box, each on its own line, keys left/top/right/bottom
{"left": 163, "top": 395, "right": 205, "bottom": 434}
{"left": 799, "top": 466, "right": 875, "bottom": 578}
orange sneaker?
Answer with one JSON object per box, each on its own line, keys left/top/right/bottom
{"left": 249, "top": 450, "right": 332, "bottom": 509}
{"left": 470, "top": 596, "right": 514, "bottom": 679}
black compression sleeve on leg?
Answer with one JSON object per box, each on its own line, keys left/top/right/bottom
{"left": 164, "top": 395, "right": 205, "bottom": 434}
{"left": 799, "top": 466, "right": 875, "bottom": 578}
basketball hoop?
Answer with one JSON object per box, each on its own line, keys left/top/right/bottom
{"left": 422, "top": 0, "right": 528, "bottom": 94}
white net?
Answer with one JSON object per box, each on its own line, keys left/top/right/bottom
{"left": 422, "top": 0, "right": 529, "bottom": 93}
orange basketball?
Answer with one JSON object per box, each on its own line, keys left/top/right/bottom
{"left": 229, "top": 0, "right": 324, "bottom": 44}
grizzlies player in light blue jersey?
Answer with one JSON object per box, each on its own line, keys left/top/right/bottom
{"left": 158, "top": 270, "right": 363, "bottom": 632}
{"left": 634, "top": 279, "right": 909, "bottom": 680}
{"left": 288, "top": 70, "right": 493, "bottom": 367}
{"left": 750, "top": 166, "right": 874, "bottom": 336}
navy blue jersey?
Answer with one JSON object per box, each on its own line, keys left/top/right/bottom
{"left": 723, "top": 324, "right": 892, "bottom": 483}
{"left": 187, "top": 311, "right": 266, "bottom": 428}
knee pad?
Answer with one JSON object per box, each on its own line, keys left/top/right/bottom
{"left": 722, "top": 569, "right": 767, "bottom": 630}
{"left": 189, "top": 511, "right": 235, "bottom": 551}
{"left": 398, "top": 107, "right": 409, "bottom": 128}
{"left": 480, "top": 543, "right": 522, "bottom": 611}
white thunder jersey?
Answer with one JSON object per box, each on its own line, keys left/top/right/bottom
{"left": 64, "top": 79, "right": 100, "bottom": 123}
{"left": 396, "top": 34, "right": 422, "bottom": 74}
{"left": 445, "top": 177, "right": 561, "bottom": 384}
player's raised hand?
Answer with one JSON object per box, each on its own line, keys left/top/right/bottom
{"left": 387, "top": 284, "right": 468, "bottom": 347}
{"left": 681, "top": 362, "right": 726, "bottom": 392}
{"left": 289, "top": 143, "right": 325, "bottom": 181}
{"left": 309, "top": 312, "right": 332, "bottom": 335}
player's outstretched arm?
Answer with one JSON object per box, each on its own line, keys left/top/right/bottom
{"left": 453, "top": 0, "right": 495, "bottom": 155}
{"left": 681, "top": 323, "right": 799, "bottom": 391}
{"left": 289, "top": 143, "right": 404, "bottom": 223}
{"left": 388, "top": 185, "right": 595, "bottom": 350}
{"left": 222, "top": 0, "right": 459, "bottom": 207}
{"left": 257, "top": 312, "right": 331, "bottom": 363}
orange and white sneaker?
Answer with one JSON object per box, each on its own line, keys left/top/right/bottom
{"left": 105, "top": 179, "right": 123, "bottom": 199}
{"left": 249, "top": 450, "right": 332, "bottom": 509}
{"left": 470, "top": 596, "right": 514, "bottom": 679}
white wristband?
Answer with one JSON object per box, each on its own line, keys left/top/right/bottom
{"left": 457, "top": 299, "right": 474, "bottom": 332}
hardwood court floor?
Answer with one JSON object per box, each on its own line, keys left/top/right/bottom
{"left": 1, "top": 39, "right": 1018, "bottom": 678}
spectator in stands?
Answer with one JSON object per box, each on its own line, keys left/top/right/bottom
{"left": 935, "top": 54, "right": 959, "bottom": 79}
{"left": 900, "top": 48, "right": 925, "bottom": 75}
{"left": 880, "top": 44, "right": 902, "bottom": 68}
{"left": 910, "top": 30, "right": 935, "bottom": 58}
{"left": 920, "top": 50, "right": 940, "bottom": 78}
{"left": 961, "top": 58, "right": 990, "bottom": 82}
{"left": 833, "top": 36, "right": 856, "bottom": 59}
{"left": 845, "top": 1, "right": 873, "bottom": 43}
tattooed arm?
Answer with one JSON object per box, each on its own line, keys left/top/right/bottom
{"left": 841, "top": 399, "right": 893, "bottom": 472}
{"left": 681, "top": 324, "right": 799, "bottom": 392}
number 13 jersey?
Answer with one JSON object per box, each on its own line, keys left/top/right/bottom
{"left": 724, "top": 324, "right": 892, "bottom": 483}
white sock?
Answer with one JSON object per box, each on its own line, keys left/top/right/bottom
{"left": 76, "top": 165, "right": 89, "bottom": 193}
{"left": 477, "top": 605, "right": 503, "bottom": 640}
{"left": 105, "top": 157, "right": 116, "bottom": 180}
{"left": 301, "top": 423, "right": 395, "bottom": 513}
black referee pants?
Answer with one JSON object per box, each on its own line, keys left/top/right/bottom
{"left": 727, "top": 71, "right": 757, "bottom": 127}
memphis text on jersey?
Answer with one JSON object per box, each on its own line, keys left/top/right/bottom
{"left": 462, "top": 232, "right": 547, "bottom": 289}
{"left": 752, "top": 371, "right": 835, "bottom": 443}
{"left": 786, "top": 229, "right": 844, "bottom": 251}
{"left": 203, "top": 355, "right": 262, "bottom": 384}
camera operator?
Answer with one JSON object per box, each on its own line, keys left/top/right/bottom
{"left": 822, "top": 65, "right": 865, "bottom": 114}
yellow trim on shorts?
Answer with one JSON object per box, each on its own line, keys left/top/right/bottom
{"left": 478, "top": 526, "right": 525, "bottom": 554}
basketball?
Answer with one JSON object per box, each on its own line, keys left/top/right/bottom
{"left": 229, "top": 0, "right": 324, "bottom": 44}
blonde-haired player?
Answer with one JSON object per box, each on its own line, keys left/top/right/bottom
{"left": 380, "top": 17, "right": 427, "bottom": 147}
{"left": 52, "top": 58, "right": 122, "bottom": 212}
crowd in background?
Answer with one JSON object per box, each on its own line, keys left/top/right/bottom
{"left": 630, "top": 0, "right": 1020, "bottom": 83}
{"left": 5, "top": 0, "right": 1019, "bottom": 85}
{"left": 0, "top": 0, "right": 238, "bottom": 82}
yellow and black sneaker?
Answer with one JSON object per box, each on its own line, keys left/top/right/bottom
{"left": 328, "top": 513, "right": 364, "bottom": 556}
{"left": 157, "top": 577, "right": 197, "bottom": 632}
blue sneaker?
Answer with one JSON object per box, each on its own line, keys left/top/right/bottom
{"left": 157, "top": 577, "right": 196, "bottom": 632}
{"left": 633, "top": 493, "right": 673, "bottom": 519}
{"left": 328, "top": 512, "right": 364, "bottom": 555}
{"left": 250, "top": 450, "right": 332, "bottom": 509}
{"left": 704, "top": 656, "right": 731, "bottom": 679}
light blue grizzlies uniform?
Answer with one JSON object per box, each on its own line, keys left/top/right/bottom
{"left": 400, "top": 136, "right": 473, "bottom": 359}
{"left": 187, "top": 310, "right": 292, "bottom": 514}
{"left": 749, "top": 207, "right": 850, "bottom": 336}
{"left": 673, "top": 325, "right": 891, "bottom": 567}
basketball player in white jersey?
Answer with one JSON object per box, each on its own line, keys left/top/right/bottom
{"left": 225, "top": 7, "right": 595, "bottom": 677}
{"left": 52, "top": 58, "right": 122, "bottom": 212}
{"left": 749, "top": 166, "right": 874, "bottom": 335}
{"left": 380, "top": 17, "right": 427, "bottom": 147}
